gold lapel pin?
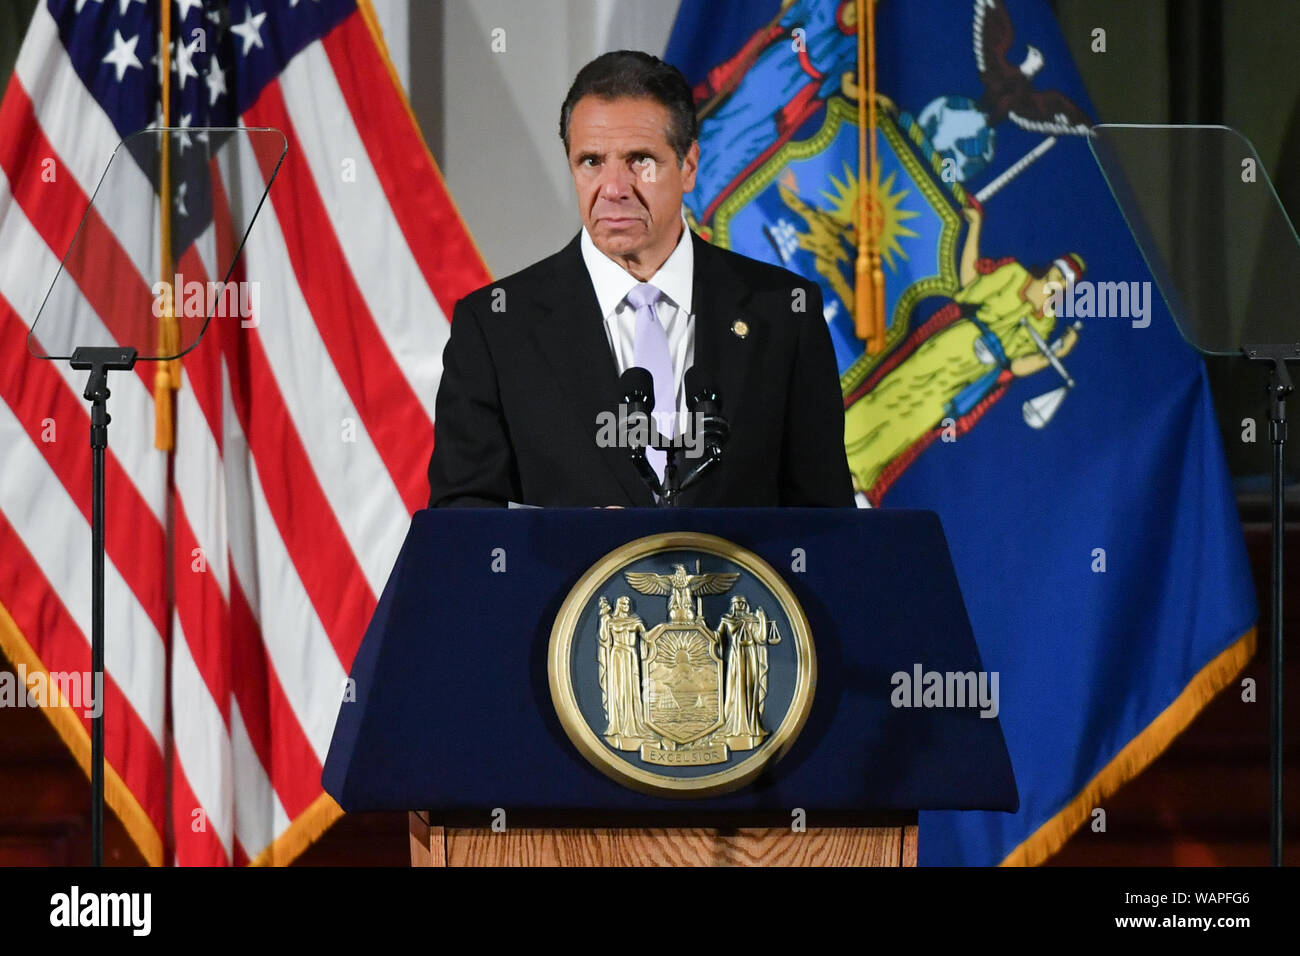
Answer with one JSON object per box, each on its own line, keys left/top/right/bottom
{"left": 732, "top": 319, "right": 749, "bottom": 339}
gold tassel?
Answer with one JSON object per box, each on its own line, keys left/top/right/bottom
{"left": 153, "top": 0, "right": 179, "bottom": 451}
{"left": 152, "top": 308, "right": 180, "bottom": 450}
{"left": 854, "top": 0, "right": 886, "bottom": 354}
{"left": 153, "top": 364, "right": 173, "bottom": 450}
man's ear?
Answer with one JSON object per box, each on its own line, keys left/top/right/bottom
{"left": 680, "top": 141, "right": 700, "bottom": 193}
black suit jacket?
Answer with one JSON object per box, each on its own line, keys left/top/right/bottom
{"left": 427, "top": 231, "right": 854, "bottom": 508}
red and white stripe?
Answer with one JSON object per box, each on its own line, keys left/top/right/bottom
{"left": 0, "top": 2, "right": 489, "bottom": 864}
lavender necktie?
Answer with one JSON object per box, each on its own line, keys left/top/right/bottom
{"left": 626, "top": 282, "right": 674, "bottom": 481}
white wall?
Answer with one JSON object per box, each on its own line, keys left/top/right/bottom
{"left": 368, "top": 0, "right": 409, "bottom": 91}
{"left": 405, "top": 0, "right": 681, "bottom": 278}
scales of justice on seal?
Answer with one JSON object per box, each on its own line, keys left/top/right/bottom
{"left": 323, "top": 511, "right": 1019, "bottom": 868}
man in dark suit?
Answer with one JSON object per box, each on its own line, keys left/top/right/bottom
{"left": 427, "top": 51, "right": 853, "bottom": 508}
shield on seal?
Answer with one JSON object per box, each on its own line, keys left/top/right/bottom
{"left": 549, "top": 531, "right": 816, "bottom": 796}
{"left": 641, "top": 620, "right": 725, "bottom": 745}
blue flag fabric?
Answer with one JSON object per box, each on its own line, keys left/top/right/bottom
{"left": 666, "top": 0, "right": 1257, "bottom": 865}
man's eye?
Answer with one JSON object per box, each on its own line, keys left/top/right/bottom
{"left": 582, "top": 157, "right": 599, "bottom": 167}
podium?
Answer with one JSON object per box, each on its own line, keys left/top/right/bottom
{"left": 323, "top": 508, "right": 1018, "bottom": 866}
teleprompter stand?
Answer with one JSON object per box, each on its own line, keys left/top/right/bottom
{"left": 1243, "top": 344, "right": 1299, "bottom": 866}
{"left": 1090, "top": 123, "right": 1300, "bottom": 865}
{"left": 68, "top": 347, "right": 138, "bottom": 866}
{"left": 26, "top": 126, "right": 285, "bottom": 865}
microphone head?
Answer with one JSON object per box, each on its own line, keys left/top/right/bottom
{"left": 620, "top": 366, "right": 656, "bottom": 410}
{"left": 684, "top": 365, "right": 720, "bottom": 411}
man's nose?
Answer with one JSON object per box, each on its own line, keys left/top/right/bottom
{"left": 596, "top": 164, "right": 636, "bottom": 199}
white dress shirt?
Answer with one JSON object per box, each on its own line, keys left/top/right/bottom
{"left": 580, "top": 218, "right": 695, "bottom": 428}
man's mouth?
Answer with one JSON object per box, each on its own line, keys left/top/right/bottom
{"left": 598, "top": 214, "right": 643, "bottom": 227}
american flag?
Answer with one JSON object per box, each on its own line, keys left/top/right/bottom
{"left": 0, "top": 0, "right": 488, "bottom": 864}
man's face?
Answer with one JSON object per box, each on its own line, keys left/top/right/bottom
{"left": 567, "top": 95, "right": 698, "bottom": 276}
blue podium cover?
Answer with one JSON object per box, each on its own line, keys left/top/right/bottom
{"left": 323, "top": 509, "right": 1018, "bottom": 815}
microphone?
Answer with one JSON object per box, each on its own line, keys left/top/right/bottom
{"left": 618, "top": 366, "right": 660, "bottom": 450}
{"left": 618, "top": 366, "right": 664, "bottom": 500}
{"left": 678, "top": 366, "right": 729, "bottom": 495}
{"left": 684, "top": 366, "right": 728, "bottom": 461}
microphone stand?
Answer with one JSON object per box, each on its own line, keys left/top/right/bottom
{"left": 627, "top": 433, "right": 680, "bottom": 507}
{"left": 675, "top": 446, "right": 722, "bottom": 495}
{"left": 630, "top": 421, "right": 727, "bottom": 508}
{"left": 661, "top": 445, "right": 682, "bottom": 507}
{"left": 618, "top": 371, "right": 728, "bottom": 507}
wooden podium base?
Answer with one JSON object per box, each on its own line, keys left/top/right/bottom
{"left": 409, "top": 811, "right": 917, "bottom": 867}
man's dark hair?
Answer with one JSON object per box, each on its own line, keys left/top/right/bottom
{"left": 559, "top": 50, "right": 699, "bottom": 163}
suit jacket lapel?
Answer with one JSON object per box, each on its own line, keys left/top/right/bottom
{"left": 690, "top": 233, "right": 757, "bottom": 440}
{"left": 528, "top": 234, "right": 656, "bottom": 506}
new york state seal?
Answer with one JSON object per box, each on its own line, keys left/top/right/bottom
{"left": 549, "top": 533, "right": 815, "bottom": 796}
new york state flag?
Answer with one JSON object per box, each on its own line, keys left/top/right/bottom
{"left": 666, "top": 0, "right": 1257, "bottom": 865}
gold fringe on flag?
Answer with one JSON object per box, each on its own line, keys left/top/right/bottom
{"left": 0, "top": 600, "right": 165, "bottom": 865}
{"left": 1000, "top": 627, "right": 1257, "bottom": 866}
{"left": 154, "top": 0, "right": 181, "bottom": 451}
{"left": 248, "top": 793, "right": 345, "bottom": 867}
{"left": 854, "top": 0, "right": 885, "bottom": 354}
